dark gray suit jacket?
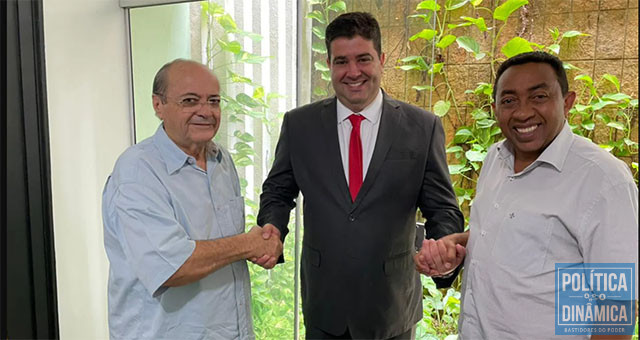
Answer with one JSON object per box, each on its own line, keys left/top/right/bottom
{"left": 257, "top": 93, "right": 464, "bottom": 339}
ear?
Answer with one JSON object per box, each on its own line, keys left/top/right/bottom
{"left": 326, "top": 56, "right": 332, "bottom": 70}
{"left": 379, "top": 52, "right": 386, "bottom": 66}
{"left": 563, "top": 91, "right": 577, "bottom": 118}
{"left": 152, "top": 94, "right": 165, "bottom": 119}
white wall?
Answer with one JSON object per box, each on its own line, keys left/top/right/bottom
{"left": 43, "top": 0, "right": 132, "bottom": 338}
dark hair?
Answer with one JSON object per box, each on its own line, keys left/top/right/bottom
{"left": 493, "top": 51, "right": 569, "bottom": 101}
{"left": 152, "top": 58, "right": 193, "bottom": 102}
{"left": 325, "top": 12, "right": 382, "bottom": 59}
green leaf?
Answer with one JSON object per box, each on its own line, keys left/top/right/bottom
{"left": 227, "top": 70, "right": 252, "bottom": 84}
{"left": 327, "top": 1, "right": 346, "bottom": 12}
{"left": 476, "top": 118, "right": 496, "bottom": 128}
{"left": 490, "top": 126, "right": 502, "bottom": 136}
{"left": 501, "top": 37, "right": 533, "bottom": 58}
{"left": 471, "top": 0, "right": 483, "bottom": 5}
{"left": 434, "top": 100, "right": 451, "bottom": 117}
{"left": 236, "top": 93, "right": 261, "bottom": 108}
{"left": 562, "top": 30, "right": 589, "bottom": 38}
{"left": 429, "top": 63, "right": 444, "bottom": 74}
{"left": 447, "top": 146, "right": 464, "bottom": 153}
{"left": 549, "top": 27, "right": 560, "bottom": 40}
{"left": 592, "top": 99, "right": 616, "bottom": 110}
{"left": 465, "top": 149, "right": 486, "bottom": 162}
{"left": 623, "top": 138, "right": 637, "bottom": 146}
{"left": 416, "top": 0, "right": 441, "bottom": 11}
{"left": 446, "top": 0, "right": 470, "bottom": 10}
{"left": 599, "top": 143, "right": 614, "bottom": 152}
{"left": 412, "top": 85, "right": 435, "bottom": 91}
{"left": 601, "top": 74, "right": 621, "bottom": 92}
{"left": 233, "top": 131, "right": 255, "bottom": 142}
{"left": 238, "top": 52, "right": 268, "bottom": 64}
{"left": 437, "top": 34, "right": 457, "bottom": 49}
{"left": 573, "top": 104, "right": 590, "bottom": 112}
{"left": 314, "top": 60, "right": 329, "bottom": 72}
{"left": 574, "top": 74, "right": 593, "bottom": 86}
{"left": 410, "top": 29, "right": 437, "bottom": 41}
{"left": 462, "top": 16, "right": 487, "bottom": 31}
{"left": 313, "top": 87, "right": 328, "bottom": 97}
{"left": 606, "top": 121, "right": 625, "bottom": 130}
{"left": 398, "top": 64, "right": 419, "bottom": 71}
{"left": 217, "top": 13, "right": 238, "bottom": 31}
{"left": 448, "top": 164, "right": 469, "bottom": 175}
{"left": 630, "top": 99, "right": 638, "bottom": 107}
{"left": 321, "top": 71, "right": 331, "bottom": 81}
{"left": 547, "top": 44, "right": 560, "bottom": 54}
{"left": 580, "top": 119, "right": 595, "bottom": 130}
{"left": 493, "top": 0, "right": 528, "bottom": 21}
{"left": 602, "top": 93, "right": 630, "bottom": 101}
{"left": 456, "top": 36, "right": 480, "bottom": 53}
{"left": 455, "top": 128, "right": 474, "bottom": 137}
{"left": 312, "top": 42, "right": 327, "bottom": 54}
{"left": 253, "top": 86, "right": 265, "bottom": 100}
{"left": 409, "top": 13, "right": 434, "bottom": 23}
{"left": 471, "top": 108, "right": 489, "bottom": 120}
{"left": 312, "top": 26, "right": 325, "bottom": 40}
{"left": 306, "top": 10, "right": 326, "bottom": 24}
{"left": 218, "top": 39, "right": 242, "bottom": 54}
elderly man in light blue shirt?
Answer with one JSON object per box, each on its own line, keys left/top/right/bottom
{"left": 102, "top": 59, "right": 282, "bottom": 339}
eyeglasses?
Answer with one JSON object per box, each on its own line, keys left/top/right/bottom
{"left": 158, "top": 94, "right": 222, "bottom": 112}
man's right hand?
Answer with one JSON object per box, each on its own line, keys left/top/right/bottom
{"left": 414, "top": 232, "right": 468, "bottom": 276}
{"left": 247, "top": 224, "right": 282, "bottom": 269}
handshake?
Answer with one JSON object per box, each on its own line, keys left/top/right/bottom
{"left": 413, "top": 232, "right": 468, "bottom": 277}
{"left": 245, "top": 223, "right": 283, "bottom": 269}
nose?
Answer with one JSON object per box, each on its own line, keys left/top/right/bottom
{"left": 346, "top": 61, "right": 361, "bottom": 78}
{"left": 512, "top": 101, "right": 535, "bottom": 121}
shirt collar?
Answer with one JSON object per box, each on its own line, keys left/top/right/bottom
{"left": 336, "top": 88, "right": 383, "bottom": 124}
{"left": 497, "top": 121, "right": 574, "bottom": 174}
{"left": 152, "top": 124, "right": 219, "bottom": 175}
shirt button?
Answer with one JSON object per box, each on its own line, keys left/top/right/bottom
{"left": 509, "top": 177, "right": 514, "bottom": 181}
{"left": 494, "top": 203, "right": 499, "bottom": 209}
{"left": 481, "top": 230, "right": 486, "bottom": 237}
{"left": 349, "top": 215, "right": 355, "bottom": 222}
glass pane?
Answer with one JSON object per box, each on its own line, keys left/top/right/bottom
{"left": 129, "top": 1, "right": 302, "bottom": 338}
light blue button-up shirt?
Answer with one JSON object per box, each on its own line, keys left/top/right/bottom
{"left": 103, "top": 125, "right": 254, "bottom": 339}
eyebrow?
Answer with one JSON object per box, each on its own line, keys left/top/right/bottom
{"left": 332, "top": 53, "right": 373, "bottom": 61}
{"left": 499, "top": 82, "right": 550, "bottom": 97}
{"left": 179, "top": 92, "right": 220, "bottom": 98}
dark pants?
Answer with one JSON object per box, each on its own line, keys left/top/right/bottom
{"left": 305, "top": 324, "right": 416, "bottom": 340}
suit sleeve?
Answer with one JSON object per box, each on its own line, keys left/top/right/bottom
{"left": 257, "top": 113, "right": 300, "bottom": 248}
{"left": 418, "top": 116, "right": 465, "bottom": 288}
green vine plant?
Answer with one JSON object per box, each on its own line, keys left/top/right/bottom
{"left": 306, "top": 0, "right": 347, "bottom": 100}
{"left": 201, "top": 2, "right": 298, "bottom": 339}
{"left": 398, "top": 0, "right": 638, "bottom": 338}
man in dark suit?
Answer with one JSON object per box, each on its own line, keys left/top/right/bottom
{"left": 255, "top": 12, "right": 464, "bottom": 339}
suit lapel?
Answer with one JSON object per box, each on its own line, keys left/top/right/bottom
{"left": 350, "top": 94, "right": 401, "bottom": 212}
{"left": 320, "top": 98, "right": 353, "bottom": 208}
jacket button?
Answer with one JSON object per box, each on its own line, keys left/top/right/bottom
{"left": 349, "top": 215, "right": 355, "bottom": 222}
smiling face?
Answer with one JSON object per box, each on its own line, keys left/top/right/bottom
{"left": 328, "top": 35, "right": 385, "bottom": 113}
{"left": 493, "top": 62, "right": 576, "bottom": 167}
{"left": 152, "top": 61, "right": 221, "bottom": 156}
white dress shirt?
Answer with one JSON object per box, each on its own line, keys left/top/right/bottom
{"left": 337, "top": 89, "right": 383, "bottom": 184}
{"left": 459, "top": 122, "right": 638, "bottom": 339}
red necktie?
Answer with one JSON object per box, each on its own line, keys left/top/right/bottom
{"left": 348, "top": 114, "right": 365, "bottom": 202}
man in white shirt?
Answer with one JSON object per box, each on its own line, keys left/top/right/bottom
{"left": 414, "top": 51, "right": 638, "bottom": 339}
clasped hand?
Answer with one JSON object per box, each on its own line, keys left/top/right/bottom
{"left": 247, "top": 223, "right": 282, "bottom": 269}
{"left": 413, "top": 233, "right": 466, "bottom": 277}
